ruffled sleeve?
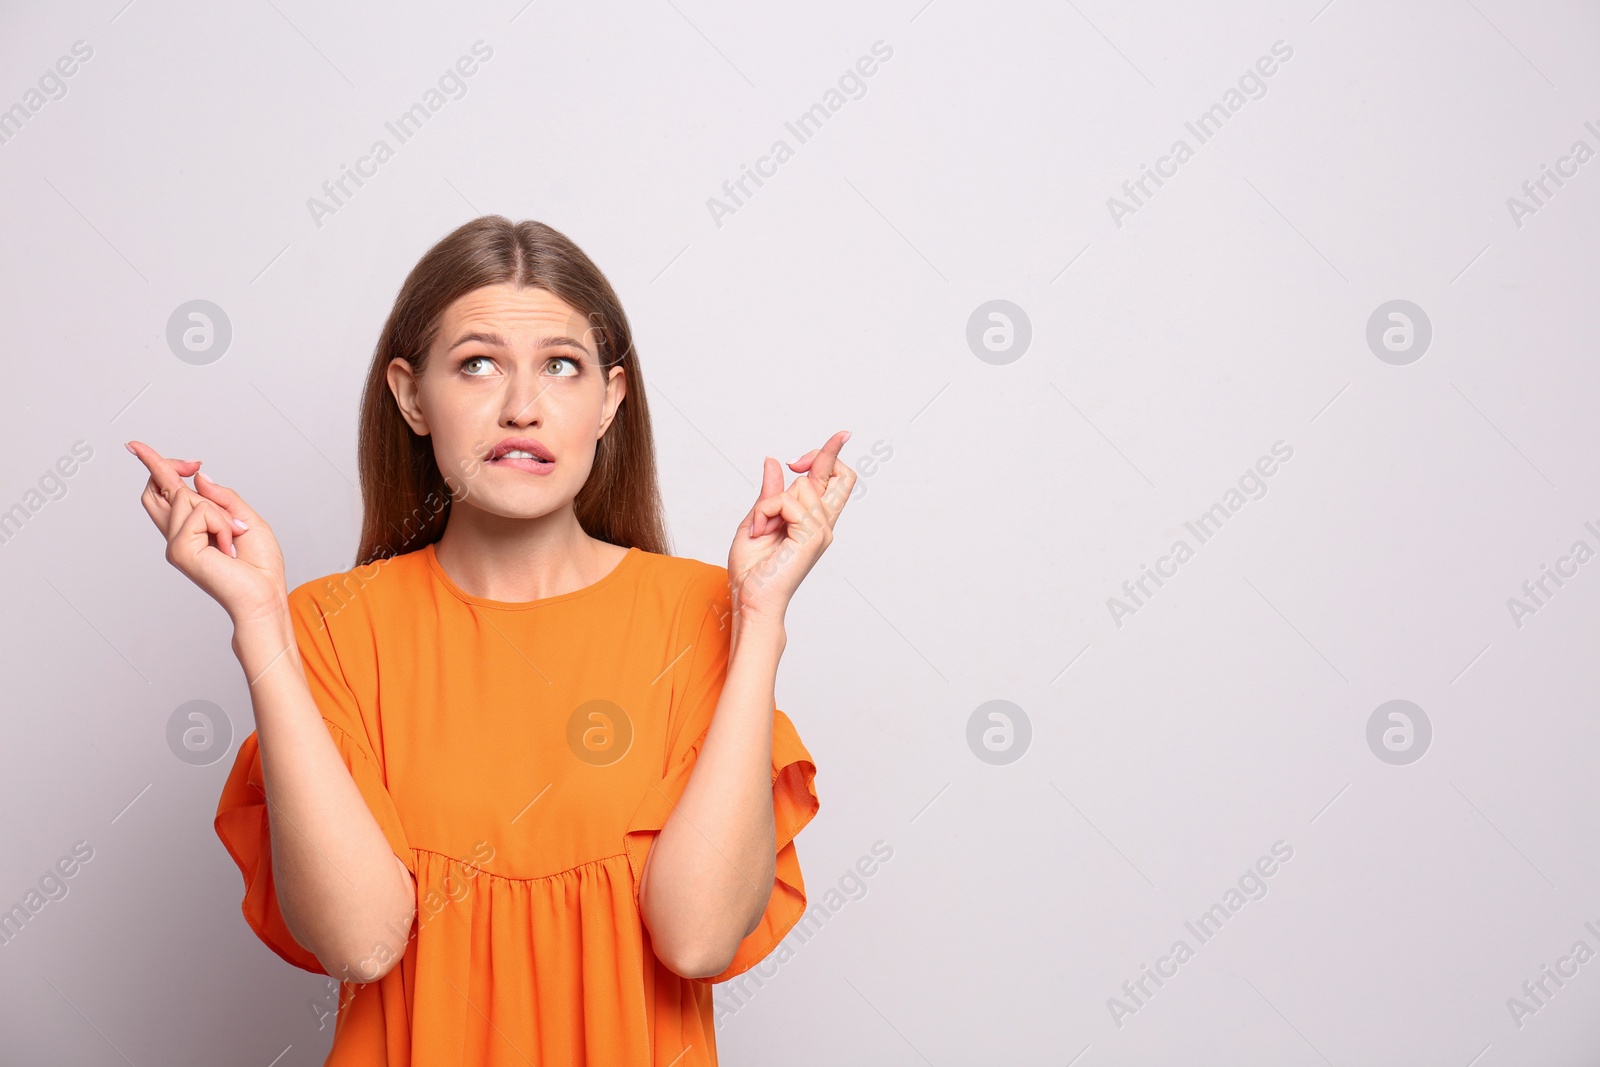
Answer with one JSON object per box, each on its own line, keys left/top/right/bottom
{"left": 623, "top": 567, "right": 819, "bottom": 984}
{"left": 212, "top": 583, "right": 415, "bottom": 975}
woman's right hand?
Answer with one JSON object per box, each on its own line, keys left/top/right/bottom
{"left": 128, "top": 440, "right": 288, "bottom": 625}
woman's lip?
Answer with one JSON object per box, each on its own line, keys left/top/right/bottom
{"left": 489, "top": 437, "right": 554, "bottom": 462}
{"left": 487, "top": 456, "right": 556, "bottom": 475}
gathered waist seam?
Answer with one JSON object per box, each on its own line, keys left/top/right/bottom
{"left": 407, "top": 844, "right": 633, "bottom": 884}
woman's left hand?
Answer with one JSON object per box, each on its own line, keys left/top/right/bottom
{"left": 727, "top": 430, "right": 856, "bottom": 630}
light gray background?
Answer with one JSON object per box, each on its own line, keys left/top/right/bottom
{"left": 1, "top": 0, "right": 1597, "bottom": 1064}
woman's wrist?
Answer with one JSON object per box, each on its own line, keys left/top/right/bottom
{"left": 230, "top": 600, "right": 297, "bottom": 682}
{"left": 730, "top": 609, "right": 786, "bottom": 658}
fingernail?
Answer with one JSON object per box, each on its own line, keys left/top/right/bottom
{"left": 124, "top": 441, "right": 136, "bottom": 455}
{"left": 229, "top": 543, "right": 238, "bottom": 558}
{"left": 232, "top": 518, "right": 249, "bottom": 531}
{"left": 842, "top": 430, "right": 852, "bottom": 444}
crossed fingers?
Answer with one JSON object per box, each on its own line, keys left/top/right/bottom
{"left": 128, "top": 440, "right": 242, "bottom": 557}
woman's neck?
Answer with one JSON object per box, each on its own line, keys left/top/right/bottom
{"left": 431, "top": 506, "right": 626, "bottom": 602}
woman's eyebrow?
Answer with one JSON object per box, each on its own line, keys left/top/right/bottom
{"left": 447, "top": 330, "right": 593, "bottom": 356}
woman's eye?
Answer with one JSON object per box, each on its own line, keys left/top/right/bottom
{"left": 461, "top": 355, "right": 494, "bottom": 375}
{"left": 546, "top": 356, "right": 580, "bottom": 376}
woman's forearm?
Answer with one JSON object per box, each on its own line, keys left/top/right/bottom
{"left": 641, "top": 618, "right": 785, "bottom": 978}
{"left": 232, "top": 605, "right": 416, "bottom": 982}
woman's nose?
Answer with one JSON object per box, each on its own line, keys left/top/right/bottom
{"left": 500, "top": 373, "right": 546, "bottom": 427}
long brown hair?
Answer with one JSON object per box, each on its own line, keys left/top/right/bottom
{"left": 353, "top": 217, "right": 670, "bottom": 567}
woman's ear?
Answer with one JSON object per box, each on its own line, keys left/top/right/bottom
{"left": 597, "top": 365, "right": 627, "bottom": 439}
{"left": 387, "top": 358, "right": 430, "bottom": 436}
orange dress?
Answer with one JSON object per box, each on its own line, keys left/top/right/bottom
{"left": 213, "top": 542, "right": 818, "bottom": 1065}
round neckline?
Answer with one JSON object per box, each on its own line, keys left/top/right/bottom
{"left": 423, "top": 542, "right": 641, "bottom": 611}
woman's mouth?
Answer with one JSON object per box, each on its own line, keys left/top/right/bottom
{"left": 486, "top": 437, "right": 557, "bottom": 474}
{"left": 489, "top": 450, "right": 556, "bottom": 474}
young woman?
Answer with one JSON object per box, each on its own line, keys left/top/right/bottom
{"left": 128, "top": 216, "right": 852, "bottom": 1065}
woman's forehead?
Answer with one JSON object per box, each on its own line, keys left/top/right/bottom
{"left": 441, "top": 285, "right": 594, "bottom": 343}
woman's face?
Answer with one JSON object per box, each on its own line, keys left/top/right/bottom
{"left": 387, "top": 282, "right": 625, "bottom": 520}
